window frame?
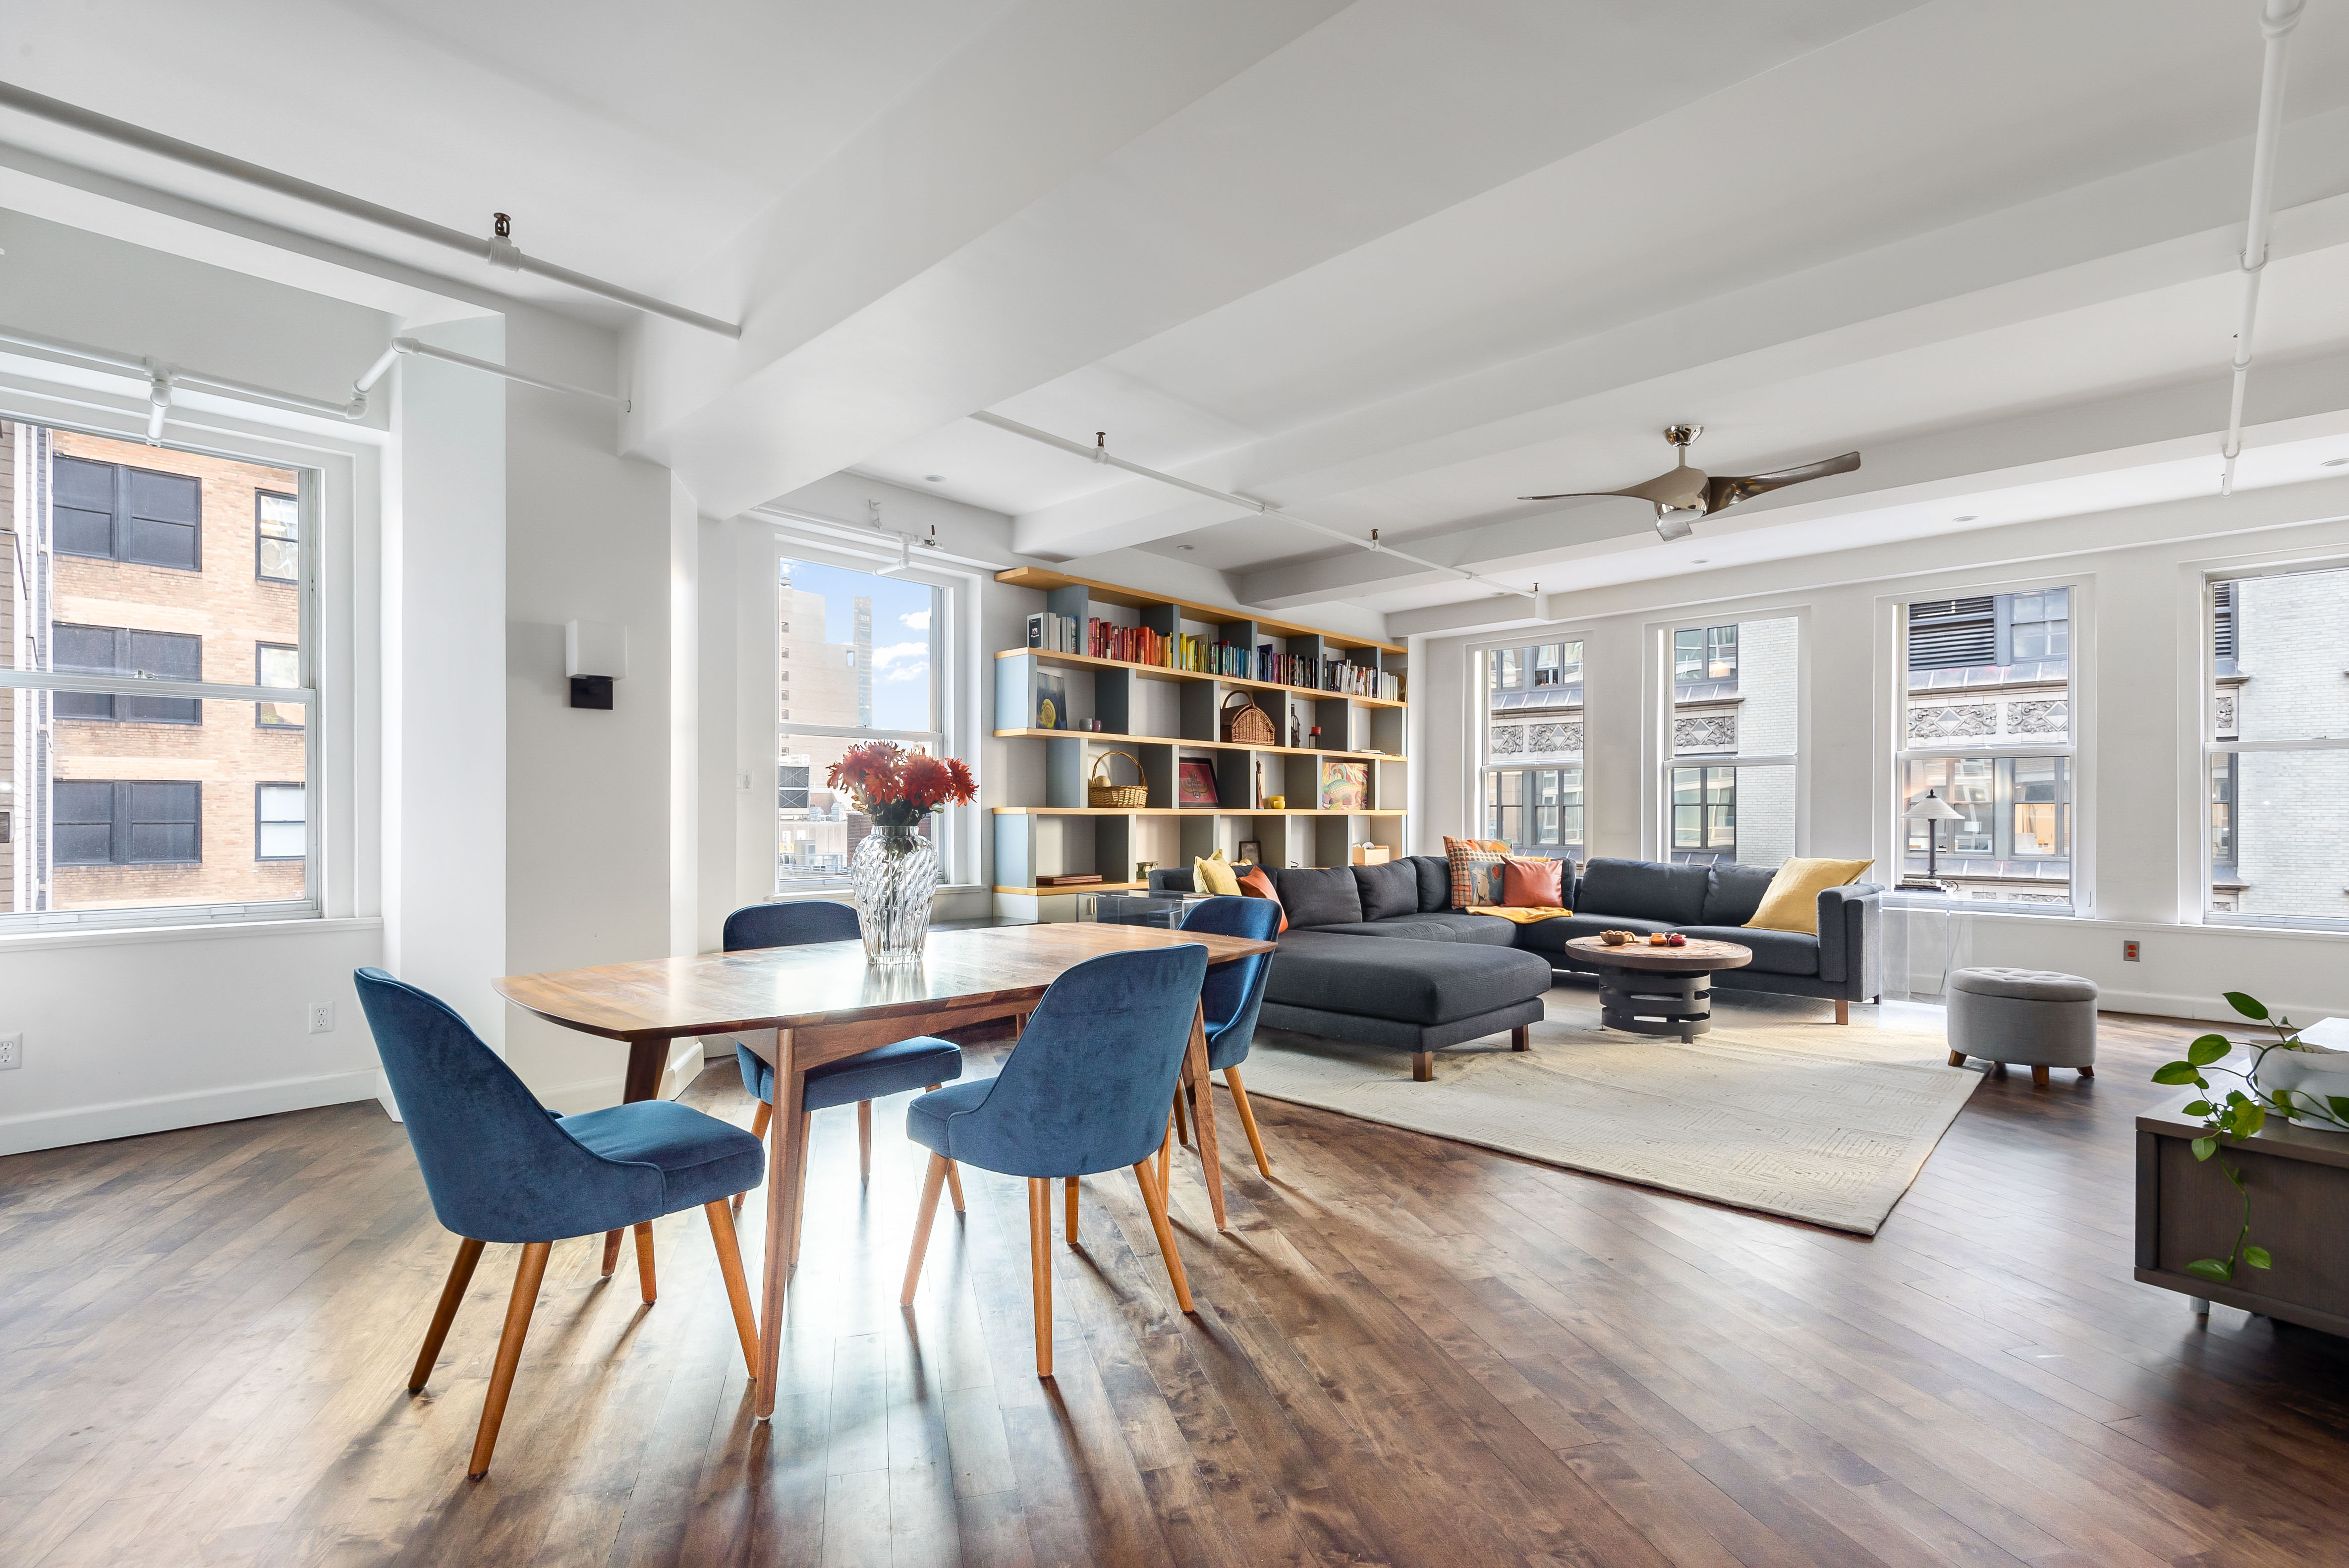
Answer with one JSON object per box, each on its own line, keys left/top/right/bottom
{"left": 1654, "top": 610, "right": 1803, "bottom": 869}
{"left": 757, "top": 527, "right": 979, "bottom": 895}
{"left": 254, "top": 781, "right": 307, "bottom": 862}
{"left": 0, "top": 414, "right": 323, "bottom": 934}
{"left": 1473, "top": 634, "right": 1588, "bottom": 862}
{"left": 2197, "top": 562, "right": 2349, "bottom": 930}
{"left": 255, "top": 488, "right": 300, "bottom": 583}
{"left": 1885, "top": 573, "right": 2091, "bottom": 915}
{"left": 255, "top": 640, "right": 303, "bottom": 728}
{"left": 53, "top": 779, "right": 204, "bottom": 866}
{"left": 52, "top": 451, "right": 204, "bottom": 571}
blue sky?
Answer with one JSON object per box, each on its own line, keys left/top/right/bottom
{"left": 786, "top": 559, "right": 936, "bottom": 732}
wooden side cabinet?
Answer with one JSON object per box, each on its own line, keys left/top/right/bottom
{"left": 2136, "top": 1091, "right": 2349, "bottom": 1335}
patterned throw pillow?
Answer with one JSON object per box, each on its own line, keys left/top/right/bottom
{"left": 1443, "top": 836, "right": 1511, "bottom": 910}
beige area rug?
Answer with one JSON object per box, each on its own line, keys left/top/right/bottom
{"left": 1239, "top": 1015, "right": 1977, "bottom": 1235}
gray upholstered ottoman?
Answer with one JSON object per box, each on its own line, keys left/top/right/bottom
{"left": 1946, "top": 967, "right": 2097, "bottom": 1087}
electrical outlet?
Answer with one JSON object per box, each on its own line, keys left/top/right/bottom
{"left": 308, "top": 1002, "right": 336, "bottom": 1034}
{"left": 738, "top": 772, "right": 753, "bottom": 791}
{"left": 0, "top": 1033, "right": 20, "bottom": 1070}
{"left": 2123, "top": 940, "right": 2140, "bottom": 962}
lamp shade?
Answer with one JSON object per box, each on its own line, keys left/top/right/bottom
{"left": 1905, "top": 792, "right": 1964, "bottom": 822}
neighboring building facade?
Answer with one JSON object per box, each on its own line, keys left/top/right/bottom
{"left": 2220, "top": 570, "right": 2349, "bottom": 922}
{"left": 775, "top": 567, "right": 873, "bottom": 887}
{"left": 4, "top": 421, "right": 306, "bottom": 914}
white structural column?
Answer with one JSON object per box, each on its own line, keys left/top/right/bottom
{"left": 383, "top": 316, "right": 508, "bottom": 1070}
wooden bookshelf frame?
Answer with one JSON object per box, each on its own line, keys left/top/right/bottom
{"left": 993, "top": 571, "right": 1408, "bottom": 917}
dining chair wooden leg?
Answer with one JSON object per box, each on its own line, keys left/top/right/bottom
{"left": 900, "top": 1153, "right": 950, "bottom": 1305}
{"left": 1027, "top": 1177, "right": 1054, "bottom": 1378}
{"left": 1172, "top": 1085, "right": 1189, "bottom": 1146}
{"left": 600, "top": 1230, "right": 623, "bottom": 1276}
{"left": 468, "top": 1239, "right": 552, "bottom": 1478}
{"left": 1064, "top": 1177, "right": 1080, "bottom": 1246}
{"left": 410, "top": 1236, "right": 485, "bottom": 1392}
{"left": 1223, "top": 1067, "right": 1273, "bottom": 1177}
{"left": 858, "top": 1100, "right": 873, "bottom": 1186}
{"left": 944, "top": 1160, "right": 966, "bottom": 1213}
{"left": 703, "top": 1201, "right": 760, "bottom": 1378}
{"left": 790, "top": 1113, "right": 814, "bottom": 1270}
{"left": 1157, "top": 1112, "right": 1173, "bottom": 1196}
{"left": 1129, "top": 1160, "right": 1195, "bottom": 1313}
{"left": 734, "top": 1100, "right": 775, "bottom": 1212}
{"left": 632, "top": 1222, "right": 657, "bottom": 1304}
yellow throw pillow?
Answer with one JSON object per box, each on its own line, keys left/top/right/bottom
{"left": 1193, "top": 851, "right": 1241, "bottom": 896}
{"left": 1746, "top": 857, "right": 1873, "bottom": 935}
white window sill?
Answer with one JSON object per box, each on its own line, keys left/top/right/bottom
{"left": 0, "top": 915, "right": 383, "bottom": 957}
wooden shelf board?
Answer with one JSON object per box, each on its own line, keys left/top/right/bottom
{"left": 994, "top": 648, "right": 1404, "bottom": 708}
{"left": 997, "top": 566, "right": 1403, "bottom": 655}
{"left": 992, "top": 728, "right": 1401, "bottom": 762}
{"left": 991, "top": 806, "right": 1405, "bottom": 817}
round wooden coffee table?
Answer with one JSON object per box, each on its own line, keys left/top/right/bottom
{"left": 1565, "top": 936, "right": 1752, "bottom": 1042}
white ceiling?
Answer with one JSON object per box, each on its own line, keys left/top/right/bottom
{"left": 8, "top": 0, "right": 2349, "bottom": 632}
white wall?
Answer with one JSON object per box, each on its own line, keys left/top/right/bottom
{"left": 1413, "top": 478, "right": 2349, "bottom": 1025}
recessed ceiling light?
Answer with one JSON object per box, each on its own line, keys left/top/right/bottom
{"left": 1953, "top": 514, "right": 1979, "bottom": 521}
{"left": 1690, "top": 558, "right": 1709, "bottom": 564}
{"left": 923, "top": 474, "right": 946, "bottom": 483}
{"left": 1176, "top": 544, "right": 1194, "bottom": 551}
{"left": 2323, "top": 457, "right": 2349, "bottom": 468}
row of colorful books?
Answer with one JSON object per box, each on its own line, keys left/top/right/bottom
{"left": 1027, "top": 613, "right": 1400, "bottom": 699}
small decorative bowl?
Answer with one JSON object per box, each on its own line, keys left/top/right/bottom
{"left": 1664, "top": 932, "right": 1687, "bottom": 947}
{"left": 1646, "top": 933, "right": 1669, "bottom": 946}
{"left": 1600, "top": 930, "right": 1631, "bottom": 947}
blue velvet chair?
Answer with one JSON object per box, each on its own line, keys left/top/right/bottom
{"left": 355, "top": 967, "right": 764, "bottom": 1479}
{"left": 897, "top": 944, "right": 1209, "bottom": 1377}
{"left": 1173, "top": 896, "right": 1282, "bottom": 1176}
{"left": 721, "top": 901, "right": 966, "bottom": 1251}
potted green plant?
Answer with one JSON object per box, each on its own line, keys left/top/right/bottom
{"left": 2151, "top": 991, "right": 2349, "bottom": 1283}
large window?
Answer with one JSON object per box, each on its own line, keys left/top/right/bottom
{"left": 1665, "top": 616, "right": 1796, "bottom": 868}
{"left": 2205, "top": 565, "right": 2349, "bottom": 927}
{"left": 1896, "top": 586, "right": 2073, "bottom": 907}
{"left": 1479, "top": 640, "right": 1582, "bottom": 860}
{"left": 775, "top": 556, "right": 944, "bottom": 893}
{"left": 3, "top": 420, "right": 314, "bottom": 927}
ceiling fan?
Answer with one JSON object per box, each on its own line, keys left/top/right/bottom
{"left": 1521, "top": 425, "right": 1861, "bottom": 542}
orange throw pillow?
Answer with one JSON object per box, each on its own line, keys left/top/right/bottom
{"left": 1502, "top": 857, "right": 1564, "bottom": 908}
{"left": 1233, "top": 864, "right": 1287, "bottom": 933}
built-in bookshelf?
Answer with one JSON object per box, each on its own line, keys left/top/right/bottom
{"left": 992, "top": 568, "right": 1408, "bottom": 919}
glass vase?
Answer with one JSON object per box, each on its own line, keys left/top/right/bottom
{"left": 849, "top": 825, "right": 939, "bottom": 966}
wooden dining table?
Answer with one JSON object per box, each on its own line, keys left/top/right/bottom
{"left": 493, "top": 920, "right": 1275, "bottom": 1419}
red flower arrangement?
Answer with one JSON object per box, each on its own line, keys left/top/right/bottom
{"left": 827, "top": 741, "right": 977, "bottom": 827}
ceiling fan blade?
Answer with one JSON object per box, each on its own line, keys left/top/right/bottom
{"left": 1704, "top": 451, "right": 1860, "bottom": 514}
{"left": 1517, "top": 488, "right": 1646, "bottom": 502}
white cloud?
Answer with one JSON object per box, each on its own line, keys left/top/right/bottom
{"left": 869, "top": 640, "right": 927, "bottom": 667}
{"left": 900, "top": 609, "right": 930, "bottom": 631}
{"left": 883, "top": 661, "right": 929, "bottom": 684}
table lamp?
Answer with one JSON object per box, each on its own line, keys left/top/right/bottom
{"left": 1903, "top": 789, "right": 1964, "bottom": 888}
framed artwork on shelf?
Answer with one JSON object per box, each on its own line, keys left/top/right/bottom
{"left": 1034, "top": 671, "right": 1068, "bottom": 730}
{"left": 1319, "top": 759, "right": 1369, "bottom": 812}
{"left": 1237, "top": 839, "right": 1262, "bottom": 866}
{"left": 1177, "top": 759, "right": 1221, "bottom": 806}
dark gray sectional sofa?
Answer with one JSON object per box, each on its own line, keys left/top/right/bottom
{"left": 1149, "top": 855, "right": 1882, "bottom": 1078}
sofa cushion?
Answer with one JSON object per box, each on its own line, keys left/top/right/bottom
{"left": 1511, "top": 914, "right": 1673, "bottom": 954}
{"left": 1700, "top": 863, "right": 1778, "bottom": 927}
{"left": 1409, "top": 854, "right": 1452, "bottom": 912}
{"left": 1353, "top": 859, "right": 1420, "bottom": 922}
{"left": 1397, "top": 911, "right": 1520, "bottom": 946}
{"left": 1575, "top": 858, "right": 1711, "bottom": 926}
{"left": 1272, "top": 866, "right": 1363, "bottom": 928}
{"left": 1296, "top": 920, "right": 1459, "bottom": 942}
{"left": 1266, "top": 932, "right": 1554, "bottom": 1024}
{"left": 1678, "top": 925, "right": 1820, "bottom": 977}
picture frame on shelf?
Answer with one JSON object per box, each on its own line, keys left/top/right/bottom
{"left": 1177, "top": 758, "right": 1221, "bottom": 806}
{"left": 1237, "top": 839, "right": 1262, "bottom": 867}
{"left": 1034, "top": 670, "right": 1068, "bottom": 730}
{"left": 1319, "top": 758, "right": 1369, "bottom": 812}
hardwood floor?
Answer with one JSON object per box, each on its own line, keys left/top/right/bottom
{"left": 8, "top": 986, "right": 2349, "bottom": 1567}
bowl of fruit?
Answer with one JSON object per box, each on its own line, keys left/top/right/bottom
{"left": 1599, "top": 930, "right": 1635, "bottom": 947}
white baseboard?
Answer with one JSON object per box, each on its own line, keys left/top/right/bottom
{"left": 0, "top": 1069, "right": 386, "bottom": 1157}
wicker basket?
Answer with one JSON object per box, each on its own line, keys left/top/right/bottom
{"left": 1221, "top": 691, "right": 1278, "bottom": 745}
{"left": 1088, "top": 750, "right": 1150, "bottom": 808}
